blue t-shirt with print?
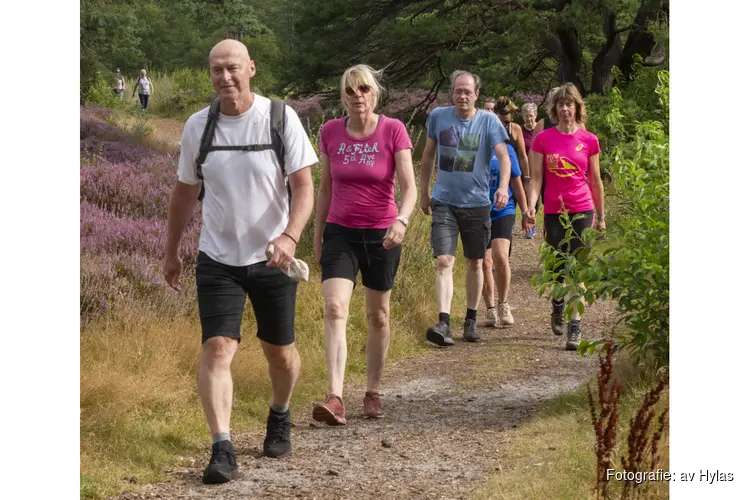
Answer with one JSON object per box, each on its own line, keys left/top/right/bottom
{"left": 427, "top": 107, "right": 509, "bottom": 208}
{"left": 489, "top": 144, "right": 522, "bottom": 220}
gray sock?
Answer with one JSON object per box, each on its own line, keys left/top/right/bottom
{"left": 270, "top": 403, "right": 289, "bottom": 414}
{"left": 212, "top": 432, "right": 231, "bottom": 444}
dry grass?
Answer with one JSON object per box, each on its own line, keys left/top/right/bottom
{"left": 476, "top": 366, "right": 669, "bottom": 500}
{"left": 80, "top": 206, "right": 475, "bottom": 499}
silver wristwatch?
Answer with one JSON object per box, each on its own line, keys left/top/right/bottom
{"left": 395, "top": 215, "right": 409, "bottom": 226}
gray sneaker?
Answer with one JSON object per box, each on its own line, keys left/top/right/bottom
{"left": 551, "top": 299, "right": 566, "bottom": 336}
{"left": 427, "top": 322, "right": 455, "bottom": 346}
{"left": 463, "top": 319, "right": 480, "bottom": 342}
{"left": 566, "top": 321, "right": 581, "bottom": 351}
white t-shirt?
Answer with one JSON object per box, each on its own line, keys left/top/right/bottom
{"left": 137, "top": 77, "right": 151, "bottom": 95}
{"left": 114, "top": 74, "right": 124, "bottom": 90}
{"left": 177, "top": 94, "right": 318, "bottom": 266}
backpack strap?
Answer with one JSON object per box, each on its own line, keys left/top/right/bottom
{"left": 269, "top": 99, "right": 290, "bottom": 202}
{"left": 195, "top": 98, "right": 222, "bottom": 201}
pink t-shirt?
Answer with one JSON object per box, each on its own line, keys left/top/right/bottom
{"left": 320, "top": 115, "right": 413, "bottom": 229}
{"left": 531, "top": 127, "right": 601, "bottom": 214}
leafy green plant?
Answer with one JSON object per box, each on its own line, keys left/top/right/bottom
{"left": 83, "top": 71, "right": 122, "bottom": 109}
{"left": 533, "top": 71, "right": 670, "bottom": 367}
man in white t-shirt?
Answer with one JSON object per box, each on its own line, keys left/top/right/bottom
{"left": 164, "top": 39, "right": 317, "bottom": 484}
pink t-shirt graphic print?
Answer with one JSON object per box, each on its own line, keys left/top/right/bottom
{"left": 320, "top": 116, "right": 413, "bottom": 229}
{"left": 531, "top": 127, "right": 601, "bottom": 214}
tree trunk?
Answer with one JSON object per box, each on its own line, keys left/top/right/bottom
{"left": 590, "top": 9, "right": 624, "bottom": 94}
{"left": 544, "top": 22, "right": 587, "bottom": 95}
{"left": 619, "top": 0, "right": 668, "bottom": 81}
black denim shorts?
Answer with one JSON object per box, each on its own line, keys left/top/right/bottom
{"left": 320, "top": 223, "right": 402, "bottom": 292}
{"left": 195, "top": 251, "right": 298, "bottom": 346}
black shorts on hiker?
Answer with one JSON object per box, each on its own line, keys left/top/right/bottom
{"left": 195, "top": 251, "right": 298, "bottom": 346}
{"left": 430, "top": 200, "right": 491, "bottom": 260}
{"left": 486, "top": 214, "right": 515, "bottom": 257}
{"left": 138, "top": 93, "right": 149, "bottom": 110}
{"left": 320, "top": 223, "right": 402, "bottom": 292}
{"left": 544, "top": 210, "right": 595, "bottom": 254}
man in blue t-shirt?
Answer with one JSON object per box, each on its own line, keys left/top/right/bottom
{"left": 481, "top": 144, "right": 530, "bottom": 329}
{"left": 419, "top": 70, "right": 512, "bottom": 346}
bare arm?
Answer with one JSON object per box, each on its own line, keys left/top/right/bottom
{"left": 510, "top": 176, "right": 528, "bottom": 214}
{"left": 587, "top": 153, "right": 606, "bottom": 228}
{"left": 164, "top": 181, "right": 201, "bottom": 291}
{"left": 267, "top": 166, "right": 315, "bottom": 268}
{"left": 383, "top": 149, "right": 418, "bottom": 249}
{"left": 531, "top": 119, "right": 544, "bottom": 144}
{"left": 526, "top": 150, "right": 544, "bottom": 215}
{"left": 514, "top": 124, "right": 530, "bottom": 178}
{"left": 419, "top": 138, "right": 437, "bottom": 215}
{"left": 313, "top": 153, "right": 333, "bottom": 261}
{"left": 492, "top": 141, "right": 511, "bottom": 208}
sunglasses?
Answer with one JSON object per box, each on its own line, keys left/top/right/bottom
{"left": 345, "top": 85, "right": 372, "bottom": 96}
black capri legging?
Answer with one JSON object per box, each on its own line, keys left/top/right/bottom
{"left": 544, "top": 210, "right": 595, "bottom": 281}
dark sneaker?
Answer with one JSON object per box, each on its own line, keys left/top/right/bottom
{"left": 363, "top": 391, "right": 384, "bottom": 419}
{"left": 566, "top": 321, "right": 582, "bottom": 351}
{"left": 463, "top": 319, "right": 480, "bottom": 342}
{"left": 312, "top": 394, "right": 347, "bottom": 426}
{"left": 551, "top": 299, "right": 566, "bottom": 336}
{"left": 426, "top": 322, "right": 455, "bottom": 346}
{"left": 263, "top": 408, "right": 293, "bottom": 458}
{"left": 202, "top": 440, "right": 238, "bottom": 484}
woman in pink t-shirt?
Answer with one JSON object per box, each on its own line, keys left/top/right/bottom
{"left": 525, "top": 83, "right": 606, "bottom": 351}
{"left": 312, "top": 65, "right": 417, "bottom": 424}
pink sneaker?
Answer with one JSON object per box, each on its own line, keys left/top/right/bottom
{"left": 312, "top": 394, "right": 347, "bottom": 425}
{"left": 363, "top": 391, "right": 384, "bottom": 419}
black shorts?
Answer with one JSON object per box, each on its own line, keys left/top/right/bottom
{"left": 487, "top": 214, "right": 514, "bottom": 257}
{"left": 195, "top": 251, "right": 298, "bottom": 346}
{"left": 544, "top": 210, "right": 595, "bottom": 255}
{"left": 430, "top": 200, "right": 491, "bottom": 260}
{"left": 320, "top": 223, "right": 401, "bottom": 292}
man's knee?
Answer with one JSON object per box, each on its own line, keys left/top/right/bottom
{"left": 264, "top": 343, "right": 299, "bottom": 372}
{"left": 202, "top": 336, "right": 238, "bottom": 366}
{"left": 436, "top": 255, "right": 455, "bottom": 270}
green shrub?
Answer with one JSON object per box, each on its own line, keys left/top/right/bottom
{"left": 533, "top": 71, "right": 670, "bottom": 367}
{"left": 83, "top": 71, "right": 122, "bottom": 109}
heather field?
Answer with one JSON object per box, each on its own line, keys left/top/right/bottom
{"left": 79, "top": 105, "right": 464, "bottom": 498}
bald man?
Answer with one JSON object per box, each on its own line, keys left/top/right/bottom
{"left": 164, "top": 39, "right": 318, "bottom": 484}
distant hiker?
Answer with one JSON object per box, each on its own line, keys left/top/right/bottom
{"left": 521, "top": 102, "right": 538, "bottom": 238}
{"left": 163, "top": 39, "right": 317, "bottom": 484}
{"left": 132, "top": 69, "right": 153, "bottom": 112}
{"left": 481, "top": 143, "right": 530, "bottom": 328}
{"left": 113, "top": 67, "right": 125, "bottom": 100}
{"left": 419, "top": 70, "right": 512, "bottom": 346}
{"left": 526, "top": 83, "right": 606, "bottom": 351}
{"left": 311, "top": 64, "right": 417, "bottom": 425}
{"left": 482, "top": 97, "right": 495, "bottom": 112}
{"left": 496, "top": 96, "right": 530, "bottom": 198}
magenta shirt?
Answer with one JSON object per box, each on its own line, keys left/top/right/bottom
{"left": 531, "top": 127, "right": 601, "bottom": 214}
{"left": 320, "top": 115, "right": 413, "bottom": 229}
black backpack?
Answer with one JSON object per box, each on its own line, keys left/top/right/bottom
{"left": 195, "top": 98, "right": 288, "bottom": 201}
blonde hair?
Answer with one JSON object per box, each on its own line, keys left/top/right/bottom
{"left": 496, "top": 96, "right": 518, "bottom": 116}
{"left": 548, "top": 83, "right": 587, "bottom": 125}
{"left": 340, "top": 64, "right": 385, "bottom": 109}
{"left": 140, "top": 69, "right": 147, "bottom": 76}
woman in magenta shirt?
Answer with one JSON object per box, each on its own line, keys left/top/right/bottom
{"left": 312, "top": 64, "right": 417, "bottom": 425}
{"left": 525, "top": 83, "right": 606, "bottom": 351}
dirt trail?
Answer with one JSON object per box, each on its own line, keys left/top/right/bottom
{"left": 147, "top": 116, "right": 185, "bottom": 151}
{"left": 113, "top": 214, "right": 617, "bottom": 499}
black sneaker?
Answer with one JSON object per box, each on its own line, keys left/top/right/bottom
{"left": 463, "top": 319, "right": 480, "bottom": 342}
{"left": 263, "top": 408, "right": 292, "bottom": 458}
{"left": 202, "top": 440, "right": 238, "bottom": 484}
{"left": 551, "top": 299, "right": 566, "bottom": 336}
{"left": 426, "top": 322, "right": 455, "bottom": 346}
{"left": 566, "top": 321, "right": 581, "bottom": 351}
